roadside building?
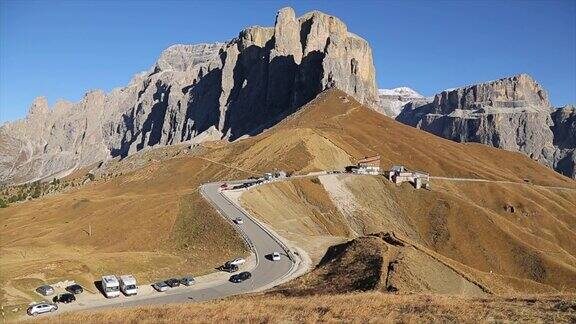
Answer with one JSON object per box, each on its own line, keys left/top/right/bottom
{"left": 356, "top": 155, "right": 381, "bottom": 175}
{"left": 387, "top": 165, "right": 430, "bottom": 189}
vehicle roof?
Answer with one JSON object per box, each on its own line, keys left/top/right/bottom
{"left": 120, "top": 275, "right": 136, "bottom": 282}
{"left": 102, "top": 275, "right": 119, "bottom": 284}
{"left": 39, "top": 285, "right": 53, "bottom": 289}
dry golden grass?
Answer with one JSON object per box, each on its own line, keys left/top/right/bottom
{"left": 3, "top": 88, "right": 576, "bottom": 321}
{"left": 0, "top": 156, "right": 248, "bottom": 311}
{"left": 40, "top": 292, "right": 576, "bottom": 323}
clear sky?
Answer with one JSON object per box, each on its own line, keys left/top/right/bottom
{"left": 1, "top": 0, "right": 575, "bottom": 123}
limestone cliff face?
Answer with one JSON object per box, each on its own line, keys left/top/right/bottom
{"left": 550, "top": 105, "right": 576, "bottom": 178}
{"left": 396, "top": 74, "right": 575, "bottom": 179}
{"left": 0, "top": 7, "right": 378, "bottom": 184}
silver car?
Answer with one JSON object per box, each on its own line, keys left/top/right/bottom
{"left": 27, "top": 302, "right": 58, "bottom": 316}
{"left": 35, "top": 285, "right": 54, "bottom": 296}
{"left": 152, "top": 281, "right": 169, "bottom": 292}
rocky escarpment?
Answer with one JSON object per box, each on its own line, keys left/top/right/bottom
{"left": 378, "top": 87, "right": 431, "bottom": 118}
{"left": 550, "top": 105, "right": 576, "bottom": 178}
{"left": 0, "top": 7, "right": 378, "bottom": 185}
{"left": 396, "top": 74, "right": 575, "bottom": 178}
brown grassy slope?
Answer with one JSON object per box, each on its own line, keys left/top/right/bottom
{"left": 273, "top": 233, "right": 487, "bottom": 296}
{"left": 243, "top": 174, "right": 576, "bottom": 294}
{"left": 44, "top": 292, "right": 576, "bottom": 324}
{"left": 3, "top": 87, "right": 575, "bottom": 309}
{"left": 208, "top": 88, "right": 575, "bottom": 187}
{"left": 0, "top": 155, "right": 248, "bottom": 308}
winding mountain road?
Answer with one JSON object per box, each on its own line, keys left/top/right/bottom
{"left": 43, "top": 180, "right": 301, "bottom": 315}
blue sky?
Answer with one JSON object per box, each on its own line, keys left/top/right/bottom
{"left": 1, "top": 0, "right": 575, "bottom": 123}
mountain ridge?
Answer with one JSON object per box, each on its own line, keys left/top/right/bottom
{"left": 0, "top": 7, "right": 379, "bottom": 185}
{"left": 396, "top": 74, "right": 576, "bottom": 179}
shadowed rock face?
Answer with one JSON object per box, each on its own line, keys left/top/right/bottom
{"left": 396, "top": 74, "right": 575, "bottom": 179}
{"left": 0, "top": 7, "right": 378, "bottom": 185}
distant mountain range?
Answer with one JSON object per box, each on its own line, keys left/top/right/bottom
{"left": 395, "top": 74, "right": 575, "bottom": 179}
{"left": 0, "top": 7, "right": 574, "bottom": 184}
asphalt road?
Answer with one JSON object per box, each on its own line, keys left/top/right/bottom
{"left": 86, "top": 181, "right": 295, "bottom": 310}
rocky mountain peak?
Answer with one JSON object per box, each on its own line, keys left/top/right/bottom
{"left": 0, "top": 7, "right": 379, "bottom": 185}
{"left": 154, "top": 43, "right": 225, "bottom": 73}
{"left": 378, "top": 87, "right": 430, "bottom": 118}
{"left": 396, "top": 74, "right": 575, "bottom": 179}
{"left": 432, "top": 74, "right": 551, "bottom": 114}
{"left": 28, "top": 97, "right": 50, "bottom": 116}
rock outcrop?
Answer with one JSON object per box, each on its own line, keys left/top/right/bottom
{"left": 550, "top": 105, "right": 576, "bottom": 178}
{"left": 378, "top": 87, "right": 431, "bottom": 117}
{"left": 396, "top": 74, "right": 575, "bottom": 178}
{"left": 0, "top": 7, "right": 378, "bottom": 185}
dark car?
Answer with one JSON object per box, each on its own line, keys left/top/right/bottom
{"left": 165, "top": 278, "right": 181, "bottom": 288}
{"left": 65, "top": 284, "right": 83, "bottom": 294}
{"left": 229, "top": 271, "right": 252, "bottom": 283}
{"left": 219, "top": 263, "right": 239, "bottom": 273}
{"left": 53, "top": 293, "right": 76, "bottom": 304}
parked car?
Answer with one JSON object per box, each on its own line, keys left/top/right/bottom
{"left": 220, "top": 183, "right": 228, "bottom": 189}
{"left": 35, "top": 285, "right": 54, "bottom": 296}
{"left": 165, "top": 278, "right": 181, "bottom": 288}
{"left": 53, "top": 293, "right": 76, "bottom": 304}
{"left": 270, "top": 252, "right": 281, "bottom": 261}
{"left": 230, "top": 271, "right": 252, "bottom": 283}
{"left": 219, "top": 263, "right": 239, "bottom": 273}
{"left": 234, "top": 217, "right": 244, "bottom": 224}
{"left": 152, "top": 281, "right": 169, "bottom": 292}
{"left": 65, "top": 284, "right": 83, "bottom": 294}
{"left": 181, "top": 276, "right": 195, "bottom": 286}
{"left": 229, "top": 258, "right": 246, "bottom": 266}
{"left": 27, "top": 302, "right": 58, "bottom": 316}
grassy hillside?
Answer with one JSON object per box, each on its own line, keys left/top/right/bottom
{"left": 2, "top": 88, "right": 575, "bottom": 321}
{"left": 242, "top": 174, "right": 576, "bottom": 295}
{"left": 0, "top": 154, "right": 249, "bottom": 312}
{"left": 44, "top": 292, "right": 576, "bottom": 323}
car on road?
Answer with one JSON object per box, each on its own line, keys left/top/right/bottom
{"left": 181, "top": 276, "right": 195, "bottom": 286}
{"left": 270, "top": 252, "right": 281, "bottom": 261}
{"left": 229, "top": 271, "right": 252, "bottom": 283}
{"left": 27, "top": 302, "right": 58, "bottom": 316}
{"left": 219, "top": 263, "right": 239, "bottom": 273}
{"left": 65, "top": 284, "right": 83, "bottom": 294}
{"left": 229, "top": 258, "right": 246, "bottom": 266}
{"left": 165, "top": 278, "right": 181, "bottom": 288}
{"left": 152, "top": 281, "right": 169, "bottom": 292}
{"left": 234, "top": 217, "right": 244, "bottom": 224}
{"left": 53, "top": 293, "right": 76, "bottom": 304}
{"left": 35, "top": 285, "right": 54, "bottom": 296}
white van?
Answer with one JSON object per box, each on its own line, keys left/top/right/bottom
{"left": 119, "top": 275, "right": 138, "bottom": 296}
{"left": 101, "top": 275, "right": 120, "bottom": 298}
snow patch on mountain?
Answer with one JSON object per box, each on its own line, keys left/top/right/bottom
{"left": 378, "top": 87, "right": 427, "bottom": 118}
